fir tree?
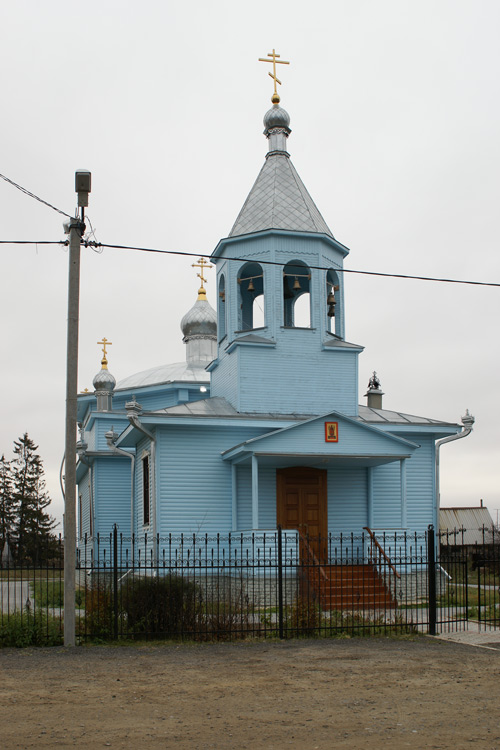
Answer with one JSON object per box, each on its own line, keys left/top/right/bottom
{"left": 0, "top": 454, "right": 15, "bottom": 553}
{"left": 11, "top": 433, "right": 56, "bottom": 564}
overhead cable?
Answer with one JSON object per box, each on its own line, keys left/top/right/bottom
{"left": 94, "top": 242, "right": 500, "bottom": 288}
{"left": 1, "top": 238, "right": 499, "bottom": 288}
{"left": 0, "top": 172, "right": 73, "bottom": 218}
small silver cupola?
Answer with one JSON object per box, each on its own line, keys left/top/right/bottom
{"left": 93, "top": 337, "right": 116, "bottom": 412}
{"left": 180, "top": 258, "right": 217, "bottom": 365}
{"left": 263, "top": 104, "right": 291, "bottom": 154}
{"left": 365, "top": 371, "right": 384, "bottom": 409}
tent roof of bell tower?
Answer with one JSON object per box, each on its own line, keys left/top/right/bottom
{"left": 229, "top": 152, "right": 334, "bottom": 239}
{"left": 228, "top": 101, "right": 334, "bottom": 239}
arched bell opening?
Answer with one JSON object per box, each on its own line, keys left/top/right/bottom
{"left": 218, "top": 274, "right": 226, "bottom": 341}
{"left": 237, "top": 262, "right": 265, "bottom": 331}
{"left": 283, "top": 260, "right": 311, "bottom": 328}
{"left": 326, "top": 268, "right": 340, "bottom": 335}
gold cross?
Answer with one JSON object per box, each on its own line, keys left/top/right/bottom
{"left": 97, "top": 337, "right": 112, "bottom": 368}
{"left": 258, "top": 49, "right": 290, "bottom": 103}
{"left": 192, "top": 257, "right": 213, "bottom": 299}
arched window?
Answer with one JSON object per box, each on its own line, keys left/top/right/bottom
{"left": 237, "top": 262, "right": 264, "bottom": 331}
{"left": 218, "top": 274, "right": 226, "bottom": 340}
{"left": 283, "top": 260, "right": 311, "bottom": 328}
{"left": 326, "top": 268, "right": 340, "bottom": 335}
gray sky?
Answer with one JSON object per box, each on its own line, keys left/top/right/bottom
{"left": 1, "top": 0, "right": 499, "bottom": 529}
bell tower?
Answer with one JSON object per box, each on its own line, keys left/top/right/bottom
{"left": 209, "top": 57, "right": 363, "bottom": 416}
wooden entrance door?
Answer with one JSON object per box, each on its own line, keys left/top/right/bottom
{"left": 276, "top": 467, "right": 327, "bottom": 562}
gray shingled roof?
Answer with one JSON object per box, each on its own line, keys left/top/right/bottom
{"left": 153, "top": 397, "right": 454, "bottom": 428}
{"left": 229, "top": 153, "right": 334, "bottom": 238}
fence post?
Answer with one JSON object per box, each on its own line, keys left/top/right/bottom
{"left": 113, "top": 525, "right": 118, "bottom": 640}
{"left": 427, "top": 525, "right": 437, "bottom": 635}
{"left": 277, "top": 525, "right": 284, "bottom": 640}
{"left": 477, "top": 554, "right": 481, "bottom": 630}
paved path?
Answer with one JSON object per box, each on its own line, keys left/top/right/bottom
{"left": 0, "top": 580, "right": 33, "bottom": 613}
{"left": 435, "top": 622, "right": 500, "bottom": 649}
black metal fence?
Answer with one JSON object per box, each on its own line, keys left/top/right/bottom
{"left": 1, "top": 527, "right": 498, "bottom": 645}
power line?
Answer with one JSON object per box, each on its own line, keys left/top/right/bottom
{"left": 1, "top": 238, "right": 499, "bottom": 288}
{"left": 0, "top": 173, "right": 73, "bottom": 218}
{"left": 95, "top": 242, "right": 500, "bottom": 289}
{"left": 0, "top": 240, "right": 65, "bottom": 245}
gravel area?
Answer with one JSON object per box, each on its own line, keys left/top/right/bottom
{"left": 0, "top": 636, "right": 499, "bottom": 749}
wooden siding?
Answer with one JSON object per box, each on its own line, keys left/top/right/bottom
{"left": 157, "top": 425, "right": 266, "bottom": 535}
{"left": 210, "top": 347, "right": 239, "bottom": 408}
{"left": 95, "top": 418, "right": 128, "bottom": 451}
{"left": 133, "top": 436, "right": 152, "bottom": 535}
{"left": 403, "top": 434, "right": 436, "bottom": 533}
{"left": 257, "top": 466, "right": 277, "bottom": 528}
{"left": 78, "top": 471, "right": 91, "bottom": 542}
{"left": 212, "top": 231, "right": 357, "bottom": 416}
{"left": 236, "top": 465, "right": 252, "bottom": 529}
{"left": 94, "top": 457, "right": 132, "bottom": 537}
{"left": 113, "top": 388, "right": 208, "bottom": 414}
{"left": 238, "top": 344, "right": 358, "bottom": 415}
{"left": 328, "top": 467, "right": 368, "bottom": 534}
{"left": 243, "top": 413, "right": 414, "bottom": 457}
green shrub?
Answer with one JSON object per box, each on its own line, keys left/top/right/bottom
{"left": 286, "top": 596, "right": 322, "bottom": 636}
{"left": 80, "top": 580, "right": 114, "bottom": 640}
{"left": 122, "top": 574, "right": 202, "bottom": 638}
{"left": 0, "top": 609, "right": 62, "bottom": 647}
{"left": 31, "top": 580, "right": 84, "bottom": 608}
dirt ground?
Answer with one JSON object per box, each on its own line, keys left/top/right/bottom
{"left": 0, "top": 636, "right": 499, "bottom": 749}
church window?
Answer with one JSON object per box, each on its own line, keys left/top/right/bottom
{"left": 142, "top": 454, "right": 150, "bottom": 526}
{"left": 283, "top": 260, "right": 311, "bottom": 328}
{"left": 237, "top": 262, "right": 265, "bottom": 330}
{"left": 218, "top": 274, "right": 226, "bottom": 340}
{"left": 326, "top": 268, "right": 340, "bottom": 335}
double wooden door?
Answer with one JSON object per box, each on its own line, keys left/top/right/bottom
{"left": 276, "top": 467, "right": 327, "bottom": 561}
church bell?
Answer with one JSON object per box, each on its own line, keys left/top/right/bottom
{"left": 327, "top": 290, "right": 336, "bottom": 317}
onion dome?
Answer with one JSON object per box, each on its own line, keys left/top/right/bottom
{"left": 263, "top": 103, "right": 291, "bottom": 135}
{"left": 93, "top": 339, "right": 116, "bottom": 412}
{"left": 181, "top": 297, "right": 217, "bottom": 341}
{"left": 180, "top": 293, "right": 217, "bottom": 366}
{"left": 93, "top": 358, "right": 116, "bottom": 392}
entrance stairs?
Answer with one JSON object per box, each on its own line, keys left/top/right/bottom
{"left": 304, "top": 563, "right": 396, "bottom": 610}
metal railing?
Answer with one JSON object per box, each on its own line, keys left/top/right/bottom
{"left": 1, "top": 526, "right": 498, "bottom": 645}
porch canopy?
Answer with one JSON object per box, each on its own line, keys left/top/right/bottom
{"left": 222, "top": 410, "right": 419, "bottom": 530}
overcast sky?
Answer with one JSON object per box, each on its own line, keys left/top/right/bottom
{"left": 1, "top": 0, "right": 499, "bottom": 530}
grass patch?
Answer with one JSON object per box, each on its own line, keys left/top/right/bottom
{"left": 0, "top": 609, "right": 63, "bottom": 647}
{"left": 439, "top": 584, "right": 498, "bottom": 608}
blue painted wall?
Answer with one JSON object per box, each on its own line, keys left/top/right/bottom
{"left": 211, "top": 231, "right": 360, "bottom": 415}
{"left": 93, "top": 457, "right": 131, "bottom": 538}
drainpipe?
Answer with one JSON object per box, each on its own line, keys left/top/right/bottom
{"left": 105, "top": 428, "right": 135, "bottom": 539}
{"left": 126, "top": 398, "right": 157, "bottom": 558}
{"left": 435, "top": 409, "right": 475, "bottom": 526}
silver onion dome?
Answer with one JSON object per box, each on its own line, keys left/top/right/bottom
{"left": 263, "top": 104, "right": 291, "bottom": 134}
{"left": 180, "top": 297, "right": 217, "bottom": 341}
{"left": 93, "top": 365, "right": 116, "bottom": 392}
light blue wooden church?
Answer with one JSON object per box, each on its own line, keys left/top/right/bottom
{"left": 76, "top": 91, "right": 473, "bottom": 558}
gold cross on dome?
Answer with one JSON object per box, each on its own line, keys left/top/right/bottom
{"left": 258, "top": 49, "right": 290, "bottom": 103}
{"left": 97, "top": 337, "right": 112, "bottom": 368}
{"left": 192, "top": 257, "right": 213, "bottom": 299}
